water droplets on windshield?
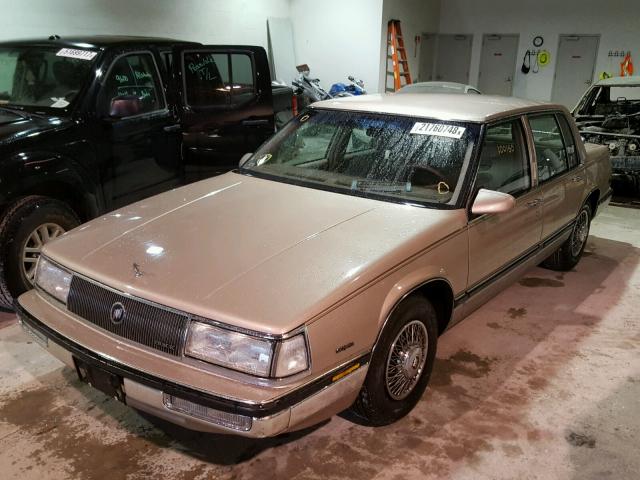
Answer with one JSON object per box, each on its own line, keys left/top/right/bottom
{"left": 243, "top": 109, "right": 479, "bottom": 207}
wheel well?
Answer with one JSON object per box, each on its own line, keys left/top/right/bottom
{"left": 17, "top": 183, "right": 91, "bottom": 221}
{"left": 415, "top": 279, "right": 454, "bottom": 335}
{"left": 587, "top": 189, "right": 600, "bottom": 217}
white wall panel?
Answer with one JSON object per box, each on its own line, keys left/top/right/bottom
{"left": 438, "top": 0, "right": 640, "bottom": 102}
{"left": 0, "top": 0, "right": 290, "bottom": 49}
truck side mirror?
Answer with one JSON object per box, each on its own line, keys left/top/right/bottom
{"left": 471, "top": 189, "right": 516, "bottom": 215}
{"left": 109, "top": 95, "right": 142, "bottom": 118}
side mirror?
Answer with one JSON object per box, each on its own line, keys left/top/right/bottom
{"left": 471, "top": 189, "right": 516, "bottom": 215}
{"left": 109, "top": 95, "right": 142, "bottom": 118}
{"left": 239, "top": 152, "right": 253, "bottom": 168}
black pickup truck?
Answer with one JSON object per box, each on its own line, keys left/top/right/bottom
{"left": 0, "top": 36, "right": 293, "bottom": 307}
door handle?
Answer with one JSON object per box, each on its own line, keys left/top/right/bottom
{"left": 242, "top": 119, "right": 269, "bottom": 127}
{"left": 571, "top": 175, "right": 583, "bottom": 183}
{"left": 163, "top": 124, "right": 181, "bottom": 133}
{"left": 526, "top": 198, "right": 543, "bottom": 208}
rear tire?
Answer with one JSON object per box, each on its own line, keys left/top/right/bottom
{"left": 541, "top": 203, "right": 591, "bottom": 272}
{"left": 0, "top": 196, "right": 80, "bottom": 308}
{"left": 350, "top": 295, "right": 438, "bottom": 426}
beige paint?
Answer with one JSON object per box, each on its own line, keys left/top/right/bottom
{"left": 19, "top": 97, "right": 611, "bottom": 436}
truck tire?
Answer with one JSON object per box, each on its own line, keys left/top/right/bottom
{"left": 541, "top": 203, "right": 592, "bottom": 272}
{"left": 350, "top": 295, "right": 438, "bottom": 426}
{"left": 0, "top": 196, "right": 80, "bottom": 309}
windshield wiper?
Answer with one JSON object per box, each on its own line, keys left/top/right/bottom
{"left": 0, "top": 104, "right": 30, "bottom": 120}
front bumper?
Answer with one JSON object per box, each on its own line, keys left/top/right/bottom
{"left": 16, "top": 297, "right": 369, "bottom": 438}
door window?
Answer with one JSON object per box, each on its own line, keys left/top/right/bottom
{"left": 556, "top": 114, "right": 579, "bottom": 167}
{"left": 476, "top": 119, "right": 530, "bottom": 196}
{"left": 528, "top": 114, "right": 570, "bottom": 182}
{"left": 103, "top": 53, "right": 164, "bottom": 114}
{"left": 183, "top": 51, "right": 255, "bottom": 107}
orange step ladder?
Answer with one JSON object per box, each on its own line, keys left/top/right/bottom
{"left": 385, "top": 19, "right": 413, "bottom": 92}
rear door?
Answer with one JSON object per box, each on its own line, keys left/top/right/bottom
{"left": 526, "top": 112, "right": 585, "bottom": 241}
{"left": 174, "top": 46, "right": 275, "bottom": 181}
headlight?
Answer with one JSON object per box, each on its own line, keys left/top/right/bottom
{"left": 35, "top": 256, "right": 73, "bottom": 304}
{"left": 185, "top": 321, "right": 309, "bottom": 378}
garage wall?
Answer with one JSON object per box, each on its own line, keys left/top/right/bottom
{"left": 289, "top": 0, "right": 384, "bottom": 94}
{"left": 438, "top": 0, "right": 640, "bottom": 102}
{"left": 0, "top": 0, "right": 290, "bottom": 48}
{"left": 378, "top": 0, "right": 440, "bottom": 92}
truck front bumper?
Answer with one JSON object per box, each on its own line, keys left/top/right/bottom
{"left": 16, "top": 297, "right": 369, "bottom": 438}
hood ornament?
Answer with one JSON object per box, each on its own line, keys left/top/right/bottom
{"left": 133, "top": 262, "right": 144, "bottom": 278}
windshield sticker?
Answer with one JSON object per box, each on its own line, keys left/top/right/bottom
{"left": 56, "top": 48, "right": 97, "bottom": 61}
{"left": 50, "top": 97, "right": 70, "bottom": 108}
{"left": 410, "top": 122, "right": 466, "bottom": 139}
{"left": 351, "top": 179, "right": 412, "bottom": 193}
{"left": 256, "top": 153, "right": 272, "bottom": 166}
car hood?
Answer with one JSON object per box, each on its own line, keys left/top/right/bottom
{"left": 0, "top": 109, "right": 71, "bottom": 145}
{"left": 44, "top": 172, "right": 466, "bottom": 334}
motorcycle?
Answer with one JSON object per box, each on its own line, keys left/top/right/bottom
{"left": 329, "top": 75, "right": 367, "bottom": 97}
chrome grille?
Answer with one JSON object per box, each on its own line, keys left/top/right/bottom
{"left": 67, "top": 276, "right": 189, "bottom": 356}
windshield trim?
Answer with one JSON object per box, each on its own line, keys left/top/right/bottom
{"left": 240, "top": 108, "right": 482, "bottom": 209}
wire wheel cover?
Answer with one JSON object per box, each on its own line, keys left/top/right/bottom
{"left": 385, "top": 320, "right": 429, "bottom": 400}
{"left": 21, "top": 223, "right": 65, "bottom": 284}
{"left": 570, "top": 210, "right": 589, "bottom": 257}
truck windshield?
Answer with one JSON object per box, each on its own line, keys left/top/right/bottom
{"left": 241, "top": 109, "right": 479, "bottom": 207}
{"left": 0, "top": 46, "right": 97, "bottom": 110}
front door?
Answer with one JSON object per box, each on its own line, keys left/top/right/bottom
{"left": 98, "top": 51, "right": 181, "bottom": 210}
{"left": 468, "top": 118, "right": 542, "bottom": 287}
{"left": 552, "top": 35, "right": 600, "bottom": 108}
{"left": 478, "top": 34, "right": 519, "bottom": 96}
{"left": 175, "top": 46, "right": 275, "bottom": 182}
{"left": 434, "top": 34, "right": 473, "bottom": 84}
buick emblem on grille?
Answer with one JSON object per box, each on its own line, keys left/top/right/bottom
{"left": 110, "top": 302, "right": 126, "bottom": 325}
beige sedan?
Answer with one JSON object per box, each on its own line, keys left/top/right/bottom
{"left": 17, "top": 94, "right": 611, "bottom": 437}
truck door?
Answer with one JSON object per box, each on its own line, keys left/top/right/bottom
{"left": 173, "top": 46, "right": 275, "bottom": 181}
{"left": 98, "top": 50, "right": 182, "bottom": 210}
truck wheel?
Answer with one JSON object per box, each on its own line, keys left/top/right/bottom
{"left": 0, "top": 196, "right": 80, "bottom": 308}
{"left": 351, "top": 295, "right": 438, "bottom": 426}
{"left": 541, "top": 203, "right": 592, "bottom": 272}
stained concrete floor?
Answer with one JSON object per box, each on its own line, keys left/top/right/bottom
{"left": 0, "top": 204, "right": 639, "bottom": 480}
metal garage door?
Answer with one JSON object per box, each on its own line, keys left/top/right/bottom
{"left": 552, "top": 35, "right": 600, "bottom": 108}
{"left": 434, "top": 34, "right": 473, "bottom": 84}
{"left": 478, "top": 34, "right": 519, "bottom": 96}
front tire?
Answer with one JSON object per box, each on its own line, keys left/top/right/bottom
{"left": 351, "top": 295, "right": 438, "bottom": 426}
{"left": 0, "top": 196, "right": 80, "bottom": 308}
{"left": 541, "top": 203, "right": 592, "bottom": 271}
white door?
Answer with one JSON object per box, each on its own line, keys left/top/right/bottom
{"left": 434, "top": 34, "right": 473, "bottom": 84}
{"left": 418, "top": 34, "right": 437, "bottom": 82}
{"left": 552, "top": 35, "right": 600, "bottom": 108}
{"left": 478, "top": 34, "right": 519, "bottom": 95}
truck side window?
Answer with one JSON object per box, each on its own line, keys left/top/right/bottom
{"left": 230, "top": 53, "right": 255, "bottom": 103}
{"left": 556, "top": 114, "right": 578, "bottom": 168}
{"left": 528, "top": 114, "right": 569, "bottom": 182}
{"left": 476, "top": 120, "right": 530, "bottom": 196}
{"left": 183, "top": 52, "right": 230, "bottom": 106}
{"left": 102, "top": 53, "right": 165, "bottom": 115}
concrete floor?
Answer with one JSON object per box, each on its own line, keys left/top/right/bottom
{"left": 0, "top": 204, "right": 638, "bottom": 480}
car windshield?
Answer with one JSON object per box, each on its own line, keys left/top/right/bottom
{"left": 241, "top": 109, "right": 479, "bottom": 207}
{"left": 0, "top": 46, "right": 97, "bottom": 110}
{"left": 575, "top": 85, "right": 640, "bottom": 116}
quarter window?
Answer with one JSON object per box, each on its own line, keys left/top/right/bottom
{"left": 476, "top": 120, "right": 531, "bottom": 196}
{"left": 556, "top": 114, "right": 579, "bottom": 167}
{"left": 102, "top": 53, "right": 165, "bottom": 114}
{"left": 528, "top": 114, "right": 570, "bottom": 182}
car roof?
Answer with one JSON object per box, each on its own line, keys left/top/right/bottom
{"left": 595, "top": 76, "right": 640, "bottom": 87}
{"left": 0, "top": 35, "right": 199, "bottom": 49}
{"left": 312, "top": 93, "right": 561, "bottom": 123}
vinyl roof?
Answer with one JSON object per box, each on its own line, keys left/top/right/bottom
{"left": 312, "top": 93, "right": 562, "bottom": 123}
{"left": 595, "top": 76, "right": 640, "bottom": 86}
{"left": 0, "top": 35, "right": 198, "bottom": 49}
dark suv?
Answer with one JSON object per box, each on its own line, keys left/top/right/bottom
{"left": 0, "top": 36, "right": 293, "bottom": 307}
